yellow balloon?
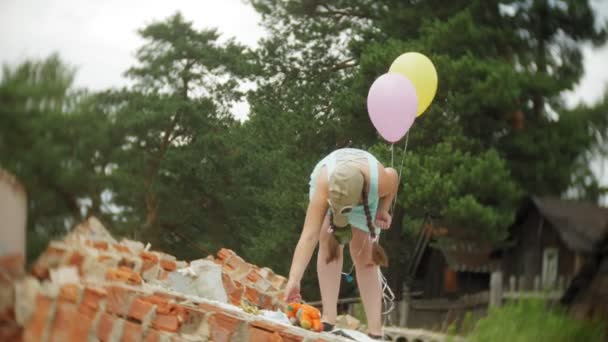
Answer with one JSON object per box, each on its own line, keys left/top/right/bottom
{"left": 389, "top": 52, "right": 438, "bottom": 116}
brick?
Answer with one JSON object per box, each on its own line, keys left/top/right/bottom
{"left": 140, "top": 252, "right": 159, "bottom": 271}
{"left": 244, "top": 286, "right": 260, "bottom": 306}
{"left": 0, "top": 253, "right": 24, "bottom": 278}
{"left": 258, "top": 292, "right": 273, "bottom": 310}
{"left": 222, "top": 274, "right": 244, "bottom": 306}
{"left": 143, "top": 329, "right": 162, "bottom": 342}
{"left": 198, "top": 302, "right": 221, "bottom": 313}
{"left": 129, "top": 298, "right": 156, "bottom": 322}
{"left": 31, "top": 246, "right": 66, "bottom": 279}
{"left": 249, "top": 320, "right": 286, "bottom": 342}
{"left": 106, "top": 267, "right": 142, "bottom": 285}
{"left": 279, "top": 330, "right": 305, "bottom": 342}
{"left": 86, "top": 240, "right": 109, "bottom": 251}
{"left": 178, "top": 307, "right": 207, "bottom": 335}
{"left": 49, "top": 301, "right": 93, "bottom": 342}
{"left": 249, "top": 326, "right": 283, "bottom": 342}
{"left": 113, "top": 244, "right": 132, "bottom": 254}
{"left": 67, "top": 250, "right": 86, "bottom": 270}
{"left": 59, "top": 284, "right": 82, "bottom": 304}
{"left": 106, "top": 285, "right": 136, "bottom": 316}
{"left": 153, "top": 314, "right": 179, "bottom": 332}
{"left": 78, "top": 302, "right": 98, "bottom": 320}
{"left": 159, "top": 260, "right": 177, "bottom": 272}
{"left": 23, "top": 295, "right": 54, "bottom": 342}
{"left": 216, "top": 248, "right": 235, "bottom": 261}
{"left": 82, "top": 287, "right": 107, "bottom": 311}
{"left": 96, "top": 312, "right": 115, "bottom": 342}
{"left": 246, "top": 269, "right": 262, "bottom": 283}
{"left": 0, "top": 308, "right": 22, "bottom": 342}
{"left": 152, "top": 291, "right": 186, "bottom": 303}
{"left": 98, "top": 255, "right": 115, "bottom": 262}
{"left": 121, "top": 319, "right": 143, "bottom": 342}
{"left": 208, "top": 312, "right": 245, "bottom": 342}
{"left": 141, "top": 295, "right": 172, "bottom": 314}
{"left": 271, "top": 275, "right": 288, "bottom": 291}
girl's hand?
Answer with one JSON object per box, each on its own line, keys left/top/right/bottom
{"left": 284, "top": 279, "right": 302, "bottom": 303}
{"left": 375, "top": 210, "right": 392, "bottom": 230}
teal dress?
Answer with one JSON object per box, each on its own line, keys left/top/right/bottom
{"left": 308, "top": 148, "right": 380, "bottom": 235}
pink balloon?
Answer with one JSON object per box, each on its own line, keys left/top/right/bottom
{"left": 367, "top": 73, "right": 418, "bottom": 143}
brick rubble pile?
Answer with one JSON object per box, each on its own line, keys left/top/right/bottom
{"left": 0, "top": 217, "right": 349, "bottom": 342}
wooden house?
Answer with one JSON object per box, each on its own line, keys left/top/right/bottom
{"left": 402, "top": 196, "right": 608, "bottom": 330}
{"left": 500, "top": 196, "right": 608, "bottom": 289}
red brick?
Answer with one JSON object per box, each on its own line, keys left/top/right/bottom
{"left": 128, "top": 298, "right": 155, "bottom": 322}
{"left": 222, "top": 253, "right": 250, "bottom": 276}
{"left": 259, "top": 292, "right": 273, "bottom": 310}
{"left": 249, "top": 320, "right": 286, "bottom": 342}
{"left": 152, "top": 291, "right": 186, "bottom": 302}
{"left": 143, "top": 329, "right": 162, "bottom": 342}
{"left": 249, "top": 326, "right": 283, "bottom": 342}
{"left": 244, "top": 286, "right": 260, "bottom": 305}
{"left": 178, "top": 307, "right": 207, "bottom": 335}
{"left": 208, "top": 312, "right": 244, "bottom": 342}
{"left": 152, "top": 314, "right": 179, "bottom": 332}
{"left": 96, "top": 312, "right": 115, "bottom": 342}
{"left": 82, "top": 287, "right": 107, "bottom": 311}
{"left": 159, "top": 259, "right": 177, "bottom": 272}
{"left": 247, "top": 269, "right": 262, "bottom": 283}
{"left": 0, "top": 253, "right": 24, "bottom": 278}
{"left": 86, "top": 240, "right": 109, "bottom": 251}
{"left": 59, "top": 284, "right": 81, "bottom": 303}
{"left": 121, "top": 320, "right": 143, "bottom": 342}
{"left": 118, "top": 257, "right": 138, "bottom": 270}
{"left": 140, "top": 252, "right": 159, "bottom": 271}
{"left": 0, "top": 308, "right": 22, "bottom": 341}
{"left": 106, "top": 267, "right": 142, "bottom": 285}
{"left": 222, "top": 274, "right": 244, "bottom": 306}
{"left": 49, "top": 301, "right": 93, "bottom": 342}
{"left": 198, "top": 302, "right": 221, "bottom": 313}
{"left": 113, "top": 244, "right": 132, "bottom": 254}
{"left": 98, "top": 255, "right": 115, "bottom": 262}
{"left": 279, "top": 331, "right": 305, "bottom": 342}
{"left": 68, "top": 251, "right": 86, "bottom": 270}
{"left": 216, "top": 248, "right": 235, "bottom": 261}
{"left": 23, "top": 295, "right": 54, "bottom": 342}
{"left": 106, "top": 285, "right": 136, "bottom": 316}
{"left": 31, "top": 246, "right": 66, "bottom": 279}
{"left": 139, "top": 295, "right": 189, "bottom": 323}
{"left": 78, "top": 302, "right": 98, "bottom": 320}
{"left": 141, "top": 295, "right": 172, "bottom": 314}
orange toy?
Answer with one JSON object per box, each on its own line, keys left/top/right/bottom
{"left": 285, "top": 302, "right": 323, "bottom": 332}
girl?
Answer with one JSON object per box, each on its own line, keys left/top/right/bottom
{"left": 284, "top": 148, "right": 398, "bottom": 339}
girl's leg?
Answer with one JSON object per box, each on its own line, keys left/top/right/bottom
{"left": 317, "top": 215, "right": 343, "bottom": 324}
{"left": 349, "top": 227, "right": 382, "bottom": 336}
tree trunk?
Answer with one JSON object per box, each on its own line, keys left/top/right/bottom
{"left": 533, "top": 0, "right": 548, "bottom": 117}
{"left": 141, "top": 116, "right": 178, "bottom": 247}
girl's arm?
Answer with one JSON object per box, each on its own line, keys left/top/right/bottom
{"left": 287, "top": 171, "right": 329, "bottom": 284}
{"left": 377, "top": 166, "right": 399, "bottom": 214}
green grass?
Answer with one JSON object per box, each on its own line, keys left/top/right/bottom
{"left": 467, "top": 299, "right": 605, "bottom": 342}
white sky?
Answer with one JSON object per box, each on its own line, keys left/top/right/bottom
{"left": 1, "top": 0, "right": 608, "bottom": 194}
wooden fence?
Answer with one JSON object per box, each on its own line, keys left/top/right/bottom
{"left": 309, "top": 270, "right": 569, "bottom": 332}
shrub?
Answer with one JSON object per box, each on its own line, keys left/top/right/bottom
{"left": 468, "top": 299, "right": 605, "bottom": 342}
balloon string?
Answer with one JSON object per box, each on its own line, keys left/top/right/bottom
{"left": 390, "top": 144, "right": 394, "bottom": 168}
{"left": 391, "top": 133, "right": 409, "bottom": 214}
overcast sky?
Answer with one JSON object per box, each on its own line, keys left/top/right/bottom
{"left": 1, "top": 0, "right": 608, "bottom": 193}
